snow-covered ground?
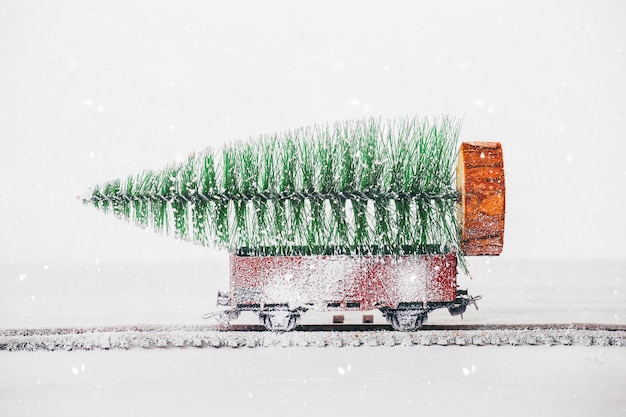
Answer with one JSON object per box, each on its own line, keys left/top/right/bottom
{"left": 1, "top": 258, "right": 625, "bottom": 416}
{"left": 2, "top": 346, "right": 625, "bottom": 417}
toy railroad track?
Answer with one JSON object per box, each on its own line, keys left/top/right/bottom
{"left": 2, "top": 323, "right": 625, "bottom": 351}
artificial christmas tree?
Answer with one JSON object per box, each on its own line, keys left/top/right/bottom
{"left": 85, "top": 116, "right": 467, "bottom": 256}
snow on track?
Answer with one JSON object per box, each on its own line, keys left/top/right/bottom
{"left": 1, "top": 323, "right": 625, "bottom": 351}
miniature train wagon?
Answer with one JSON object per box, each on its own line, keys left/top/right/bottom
{"left": 222, "top": 250, "right": 463, "bottom": 331}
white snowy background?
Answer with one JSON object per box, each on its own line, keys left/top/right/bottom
{"left": 1, "top": 1, "right": 625, "bottom": 416}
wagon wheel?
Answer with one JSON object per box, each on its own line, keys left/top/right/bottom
{"left": 259, "top": 309, "right": 301, "bottom": 332}
{"left": 457, "top": 142, "right": 506, "bottom": 255}
{"left": 382, "top": 309, "right": 428, "bottom": 332}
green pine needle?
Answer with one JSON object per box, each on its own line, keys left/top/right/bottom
{"left": 84, "top": 115, "right": 463, "bottom": 257}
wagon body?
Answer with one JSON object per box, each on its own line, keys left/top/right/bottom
{"left": 218, "top": 251, "right": 474, "bottom": 331}
{"left": 228, "top": 252, "right": 457, "bottom": 312}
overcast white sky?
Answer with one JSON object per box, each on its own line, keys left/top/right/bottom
{"left": 1, "top": 0, "right": 625, "bottom": 266}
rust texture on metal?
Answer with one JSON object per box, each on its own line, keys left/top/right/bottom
{"left": 457, "top": 142, "right": 506, "bottom": 256}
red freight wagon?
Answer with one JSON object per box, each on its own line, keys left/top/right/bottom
{"left": 217, "top": 250, "right": 478, "bottom": 331}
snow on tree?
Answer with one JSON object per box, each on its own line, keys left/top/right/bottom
{"left": 82, "top": 116, "right": 463, "bottom": 258}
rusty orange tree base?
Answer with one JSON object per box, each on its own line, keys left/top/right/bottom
{"left": 457, "top": 142, "right": 505, "bottom": 256}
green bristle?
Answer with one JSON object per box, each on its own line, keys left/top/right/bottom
{"left": 84, "top": 115, "right": 463, "bottom": 258}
